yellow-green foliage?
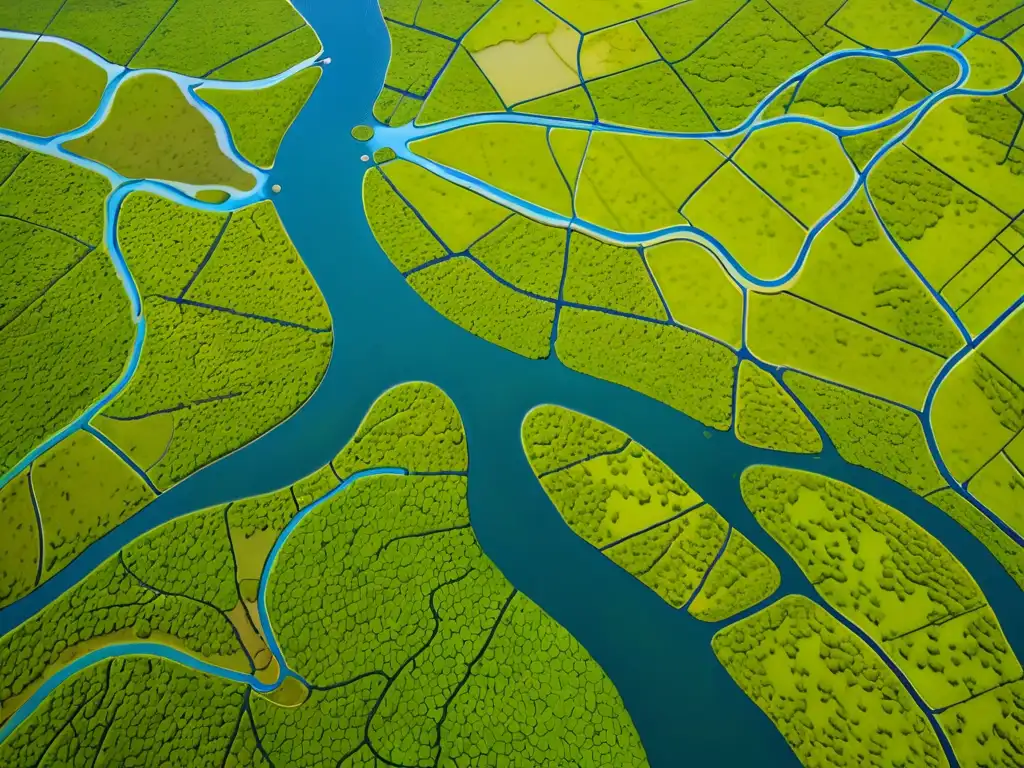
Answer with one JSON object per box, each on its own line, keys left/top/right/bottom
{"left": 118, "top": 191, "right": 229, "bottom": 297}
{"left": 785, "top": 372, "right": 946, "bottom": 493}
{"left": 734, "top": 122, "right": 854, "bottom": 225}
{"left": 968, "top": 453, "right": 1024, "bottom": 536}
{"left": 556, "top": 307, "right": 738, "bottom": 430}
{"left": 543, "top": 0, "right": 680, "bottom": 31}
{"left": 415, "top": 0, "right": 496, "bottom": 38}
{"left": 362, "top": 166, "right": 447, "bottom": 272}
{"left": 870, "top": 146, "right": 1009, "bottom": 290}
{"left": 0, "top": 149, "right": 108, "bottom": 245}
{"left": 684, "top": 163, "right": 807, "bottom": 281}
{"left": 735, "top": 361, "right": 822, "bottom": 454}
{"left": 563, "top": 236, "right": 666, "bottom": 318}
{"left": 0, "top": 42, "right": 106, "bottom": 138}
{"left": 576, "top": 132, "right": 722, "bottom": 233}
{"left": 983, "top": 308, "right": 1024, "bottom": 385}
{"left": 887, "top": 606, "right": 1022, "bottom": 709}
{"left": 0, "top": 0, "right": 65, "bottom": 32}
{"left": 742, "top": 467, "right": 992, "bottom": 650}
{"left": 830, "top": 0, "right": 940, "bottom": 49}
{"left": 412, "top": 123, "right": 572, "bottom": 216}
{"left": 463, "top": 0, "right": 559, "bottom": 51}
{"left": 64, "top": 74, "right": 256, "bottom": 190}
{"left": 0, "top": 249, "right": 133, "bottom": 477}
{"left": 589, "top": 62, "right": 714, "bottom": 133}
{"left": 130, "top": 0, "right": 318, "bottom": 77}
{"left": 32, "top": 431, "right": 155, "bottom": 579}
{"left": 513, "top": 86, "right": 595, "bottom": 121}
{"left": 521, "top": 404, "right": 628, "bottom": 475}
{"left": 209, "top": 25, "right": 323, "bottom": 81}
{"left": 789, "top": 56, "right": 929, "bottom": 127}
{"left": 646, "top": 241, "right": 743, "bottom": 347}
{"left": 0, "top": 469, "right": 38, "bottom": 609}
{"left": 0, "top": 218, "right": 90, "bottom": 329}
{"left": 939, "top": 678, "right": 1024, "bottom": 768}
{"left": 91, "top": 412, "right": 173, "bottom": 472}
{"left": 688, "top": 530, "right": 780, "bottom": 622}
{"left": 417, "top": 47, "right": 505, "bottom": 125}
{"left": 903, "top": 51, "right": 961, "bottom": 92}
{"left": 0, "top": 658, "right": 248, "bottom": 766}
{"left": 747, "top": 291, "right": 945, "bottom": 409}
{"left": 469, "top": 214, "right": 566, "bottom": 298}
{"left": 185, "top": 202, "right": 331, "bottom": 329}
{"left": 580, "top": 22, "right": 659, "bottom": 79}
{"left": 46, "top": 0, "right": 172, "bottom": 65}
{"left": 605, "top": 505, "right": 729, "bottom": 608}
{"left": 382, "top": 21, "right": 454, "bottom": 96}
{"left": 0, "top": 38, "right": 30, "bottom": 84}
{"left": 712, "top": 595, "right": 949, "bottom": 768}
{"left": 639, "top": 0, "right": 746, "bottom": 61}
{"left": 199, "top": 67, "right": 322, "bottom": 169}
{"left": 905, "top": 97, "right": 1024, "bottom": 221}
{"left": 407, "top": 256, "right": 555, "bottom": 358}
{"left": 942, "top": 242, "right": 1015, "bottom": 315}
{"left": 535, "top": 441, "right": 704, "bottom": 548}
{"left": 932, "top": 350, "right": 1024, "bottom": 481}
{"left": 101, "top": 298, "right": 331, "bottom": 490}
{"left": 928, "top": 488, "right": 1024, "bottom": 591}
{"left": 676, "top": 0, "right": 818, "bottom": 130}
{"left": 960, "top": 34, "right": 1021, "bottom": 91}
{"left": 332, "top": 382, "right": 468, "bottom": 477}
{"left": 791, "top": 191, "right": 964, "bottom": 357}
{"left": 549, "top": 127, "right": 588, "bottom": 188}
{"left": 958, "top": 258, "right": 1024, "bottom": 337}
{"left": 842, "top": 115, "right": 914, "bottom": 171}
{"left": 948, "top": 0, "right": 1021, "bottom": 25}
{"left": 382, "top": 159, "right": 510, "bottom": 252}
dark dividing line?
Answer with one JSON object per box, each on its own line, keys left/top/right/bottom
{"left": 1004, "top": 111, "right": 1024, "bottom": 164}
{"left": 219, "top": 700, "right": 247, "bottom": 768}
{"left": 378, "top": 168, "right": 453, "bottom": 256}
{"left": 154, "top": 295, "right": 331, "bottom": 333}
{"left": 410, "top": 0, "right": 428, "bottom": 26}
{"left": 962, "top": 422, "right": 1024, "bottom": 486}
{"left": 1, "top": 0, "right": 70, "bottom": 93}
{"left": 1004, "top": 446, "right": 1024, "bottom": 478}
{"left": 763, "top": 0, "right": 828, "bottom": 60}
{"left": 537, "top": 437, "right": 632, "bottom": 478}
{"left": 84, "top": 425, "right": 160, "bottom": 496}
{"left": 407, "top": 469, "right": 468, "bottom": 476}
{"left": 782, "top": 364, "right": 922, "bottom": 414}
{"left": 402, "top": 253, "right": 454, "bottom": 277}
{"left": 312, "top": 668, "right": 388, "bottom": 693}
{"left": 125, "top": 0, "right": 178, "bottom": 68}
{"left": 682, "top": 525, "right": 732, "bottom": 612}
{"left": 783, "top": 290, "right": 948, "bottom": 358}
{"left": 640, "top": 247, "right": 673, "bottom": 321}
{"left": 179, "top": 212, "right": 232, "bottom": 299}
{"left": 634, "top": 527, "right": 684, "bottom": 577}
{"left": 785, "top": 74, "right": 806, "bottom": 112}
{"left": 0, "top": 153, "right": 28, "bottom": 189}
{"left": 904, "top": 144, "right": 1014, "bottom": 218}
{"left": 953, "top": 253, "right": 1015, "bottom": 312}
{"left": 202, "top": 24, "right": 307, "bottom": 79}
{"left": 677, "top": 154, "right": 730, "bottom": 213}
{"left": 937, "top": 224, "right": 1011, "bottom": 293}
{"left": 245, "top": 703, "right": 276, "bottom": 768}
{"left": 0, "top": 213, "right": 94, "bottom": 247}
{"left": 675, "top": 0, "right": 753, "bottom": 66}
{"left": 384, "top": 17, "right": 458, "bottom": 43}
{"left": 90, "top": 699, "right": 124, "bottom": 768}
{"left": 600, "top": 500, "right": 708, "bottom": 551}
{"left": 550, "top": 230, "right": 573, "bottom": 353}
{"left": 884, "top": 602, "right": 988, "bottom": 641}
{"left": 464, "top": 211, "right": 514, "bottom": 252}
{"left": 29, "top": 664, "right": 107, "bottom": 768}
{"left": 28, "top": 463, "right": 44, "bottom": 587}
{"left": 223, "top": 502, "right": 264, "bottom": 655}
{"left": 728, "top": 157, "right": 809, "bottom": 229}
{"left": 374, "top": 523, "right": 472, "bottom": 557}
{"left": 979, "top": 350, "right": 1024, "bottom": 393}
{"left": 933, "top": 674, "right": 1024, "bottom": 714}
{"left": 546, "top": 127, "right": 574, "bottom": 199}
{"left": 0, "top": 246, "right": 93, "bottom": 336}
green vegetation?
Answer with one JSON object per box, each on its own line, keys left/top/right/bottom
{"left": 91, "top": 412, "right": 173, "bottom": 472}
{"left": 684, "top": 163, "right": 807, "bottom": 281}
{"left": 0, "top": 42, "right": 106, "bottom": 138}
{"left": 576, "top": 132, "right": 722, "bottom": 233}
{"left": 469, "top": 214, "right": 566, "bottom": 298}
{"left": 939, "top": 679, "right": 1024, "bottom": 768}
{"left": 130, "top": 0, "right": 318, "bottom": 77}
{"left": 969, "top": 453, "right": 1024, "bottom": 537}
{"left": 417, "top": 47, "right": 506, "bottom": 125}
{"left": 544, "top": 0, "right": 680, "bottom": 31}
{"left": 556, "top": 307, "right": 738, "bottom": 430}
{"left": 734, "top": 122, "right": 854, "bottom": 225}
{"left": 32, "top": 431, "right": 155, "bottom": 579}
{"left": 412, "top": 123, "right": 572, "bottom": 216}
{"left": 676, "top": 0, "right": 818, "bottom": 130}
{"left": 688, "top": 530, "right": 781, "bottom": 622}
{"left": 521, "top": 404, "right": 627, "bottom": 475}
{"left": 646, "top": 241, "right": 743, "bottom": 347}
{"left": 0, "top": 470, "right": 38, "bottom": 609}
{"left": 374, "top": 87, "right": 424, "bottom": 127}
{"left": 199, "top": 68, "right": 322, "bottom": 168}
{"left": 830, "top": 0, "right": 939, "bottom": 49}
{"left": 415, "top": 0, "right": 496, "bottom": 38}
{"left": 563, "top": 236, "right": 666, "bottom": 318}
{"left": 639, "top": 0, "right": 746, "bottom": 62}
{"left": 785, "top": 372, "right": 946, "bottom": 494}
{"left": 713, "top": 595, "right": 948, "bottom": 768}
{"left": 382, "top": 21, "right": 455, "bottom": 96}
{"left": 382, "top": 159, "right": 510, "bottom": 251}
{"left": 407, "top": 256, "right": 555, "bottom": 358}
{"left": 588, "top": 62, "right": 714, "bottom": 132}
{"left": 0, "top": 0, "right": 65, "bottom": 32}
{"left": 842, "top": 115, "right": 914, "bottom": 171}
{"left": 45, "top": 0, "right": 174, "bottom": 65}
{"left": 942, "top": 242, "right": 1015, "bottom": 315}
{"left": 747, "top": 291, "right": 945, "bottom": 409}
{"left": 735, "top": 362, "right": 822, "bottom": 454}
{"left": 790, "top": 191, "right": 965, "bottom": 357}
{"left": 373, "top": 147, "right": 396, "bottom": 163}
{"left": 513, "top": 86, "right": 595, "bottom": 121}
{"left": 64, "top": 74, "right": 256, "bottom": 190}
{"left": 350, "top": 124, "right": 374, "bottom": 142}
{"left": 523, "top": 405, "right": 778, "bottom": 618}
{"left": 580, "top": 22, "right": 659, "bottom": 80}
{"left": 958, "top": 258, "right": 1024, "bottom": 337}
{"left": 362, "top": 166, "right": 447, "bottom": 272}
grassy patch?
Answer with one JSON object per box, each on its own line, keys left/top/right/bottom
{"left": 208, "top": 25, "right": 322, "bottom": 81}
{"left": 830, "top": 0, "right": 939, "bottom": 48}
{"left": 362, "top": 166, "right": 447, "bottom": 272}
{"left": 589, "top": 61, "right": 714, "bottom": 132}
{"left": 412, "top": 123, "right": 572, "bottom": 216}
{"left": 521, "top": 404, "right": 627, "bottom": 475}
{"left": 639, "top": 0, "right": 746, "bottom": 62}
{"left": 563, "top": 235, "right": 666, "bottom": 318}
{"left": 556, "top": 307, "right": 737, "bottom": 429}
{"left": 939, "top": 678, "right": 1024, "bottom": 768}
{"left": 383, "top": 21, "right": 455, "bottom": 97}
{"left": 415, "top": 0, "right": 496, "bottom": 38}
{"left": 713, "top": 595, "right": 947, "bottom": 768}
{"left": 91, "top": 412, "right": 173, "bottom": 473}
{"left": 513, "top": 85, "right": 595, "bottom": 120}
{"left": 580, "top": 22, "right": 659, "bottom": 80}
{"left": 64, "top": 74, "right": 256, "bottom": 190}
{"left": 0, "top": 0, "right": 64, "bottom": 32}
{"left": 736, "top": 361, "right": 822, "bottom": 454}
{"left": 48, "top": 0, "right": 175, "bottom": 65}
{"left": 200, "top": 67, "right": 321, "bottom": 169}
{"left": 688, "top": 529, "right": 780, "bottom": 622}
{"left": 418, "top": 46, "right": 505, "bottom": 125}
{"left": 0, "top": 469, "right": 39, "bottom": 609}
{"left": 968, "top": 453, "right": 1024, "bottom": 537}
{"left": 469, "top": 214, "right": 566, "bottom": 298}
{"left": 785, "top": 371, "right": 946, "bottom": 493}
{"left": 958, "top": 257, "right": 1024, "bottom": 337}
{"left": 543, "top": 0, "right": 680, "bottom": 31}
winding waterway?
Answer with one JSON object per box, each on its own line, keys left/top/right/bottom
{"left": 1, "top": 1, "right": 1023, "bottom": 765}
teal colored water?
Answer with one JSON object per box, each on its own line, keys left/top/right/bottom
{"left": 1, "top": 1, "right": 1022, "bottom": 765}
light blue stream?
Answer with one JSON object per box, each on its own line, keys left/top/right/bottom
{"left": 1, "top": 2, "right": 1023, "bottom": 766}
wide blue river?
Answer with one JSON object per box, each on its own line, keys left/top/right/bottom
{"left": 2, "top": 1, "right": 1022, "bottom": 765}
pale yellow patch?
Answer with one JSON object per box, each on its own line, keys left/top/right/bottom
{"left": 472, "top": 29, "right": 581, "bottom": 105}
